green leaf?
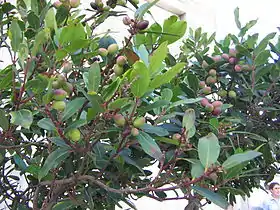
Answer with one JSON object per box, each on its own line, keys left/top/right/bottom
{"left": 235, "top": 45, "right": 251, "bottom": 57}
{"left": 8, "top": 20, "right": 23, "bottom": 52}
{"left": 37, "top": 118, "right": 56, "bottom": 131}
{"left": 141, "top": 124, "right": 169, "bottom": 136}
{"left": 192, "top": 186, "right": 229, "bottom": 209}
{"left": 52, "top": 200, "right": 76, "bottom": 210}
{"left": 27, "top": 11, "right": 40, "bottom": 30}
{"left": 154, "top": 137, "right": 179, "bottom": 146}
{"left": 159, "top": 16, "right": 187, "bottom": 45}
{"left": 137, "top": 131, "right": 163, "bottom": 161}
{"left": 167, "top": 98, "right": 202, "bottom": 110}
{"left": 149, "top": 41, "right": 168, "bottom": 75}
{"left": 239, "top": 20, "right": 258, "bottom": 37}
{"left": 209, "top": 118, "right": 219, "bottom": 129}
{"left": 62, "top": 97, "right": 87, "bottom": 121}
{"left": 50, "top": 137, "right": 72, "bottom": 150}
{"left": 13, "top": 154, "right": 27, "bottom": 171}
{"left": 45, "top": 7, "right": 57, "bottom": 30}
{"left": 10, "top": 109, "right": 33, "bottom": 129}
{"left": 254, "top": 50, "right": 270, "bottom": 66}
{"left": 87, "top": 63, "right": 101, "bottom": 94}
{"left": 198, "top": 133, "right": 220, "bottom": 169}
{"left": 228, "top": 131, "right": 267, "bottom": 142}
{"left": 31, "top": 29, "right": 50, "bottom": 56}
{"left": 191, "top": 160, "right": 205, "bottom": 178}
{"left": 38, "top": 148, "right": 70, "bottom": 181}
{"left": 138, "top": 100, "right": 169, "bottom": 114}
{"left": 137, "top": 44, "right": 149, "bottom": 66}
{"left": 222, "top": 150, "right": 262, "bottom": 170}
{"left": 102, "top": 77, "right": 121, "bottom": 101}
{"left": 254, "top": 32, "right": 276, "bottom": 56}
{"left": 65, "top": 120, "right": 87, "bottom": 133}
{"left": 134, "top": 0, "right": 160, "bottom": 20}
{"left": 87, "top": 94, "right": 105, "bottom": 120}
{"left": 108, "top": 98, "right": 131, "bottom": 110}
{"left": 161, "top": 88, "right": 173, "bottom": 101}
{"left": 182, "top": 109, "right": 196, "bottom": 132}
{"left": 149, "top": 62, "right": 185, "bottom": 89}
{"left": 234, "top": 7, "right": 241, "bottom": 29}
{"left": 0, "top": 109, "right": 9, "bottom": 130}
{"left": 130, "top": 61, "right": 150, "bottom": 97}
{"left": 56, "top": 5, "right": 69, "bottom": 25}
{"left": 119, "top": 149, "right": 145, "bottom": 175}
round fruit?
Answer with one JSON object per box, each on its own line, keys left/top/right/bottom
{"left": 63, "top": 61, "right": 72, "bottom": 73}
{"left": 132, "top": 0, "right": 139, "bottom": 4}
{"left": 113, "top": 65, "right": 123, "bottom": 76}
{"left": 242, "top": 64, "right": 253, "bottom": 71}
{"left": 199, "top": 81, "right": 206, "bottom": 89}
{"left": 212, "top": 55, "right": 221, "bottom": 62}
{"left": 52, "top": 101, "right": 66, "bottom": 111}
{"left": 228, "top": 90, "right": 237, "bottom": 98}
{"left": 107, "top": 44, "right": 119, "bottom": 54}
{"left": 90, "top": 2, "right": 99, "bottom": 10}
{"left": 200, "top": 98, "right": 209, "bottom": 107}
{"left": 201, "top": 60, "right": 208, "bottom": 69}
{"left": 98, "top": 48, "right": 108, "bottom": 57}
{"left": 53, "top": 89, "right": 67, "bottom": 101}
{"left": 136, "top": 20, "right": 149, "bottom": 30}
{"left": 114, "top": 114, "right": 125, "bottom": 126}
{"left": 202, "top": 86, "right": 211, "bottom": 94}
{"left": 70, "top": 0, "right": 80, "bottom": 8}
{"left": 212, "top": 101, "right": 223, "bottom": 108}
{"left": 131, "top": 127, "right": 139, "bottom": 136}
{"left": 172, "top": 133, "right": 182, "bottom": 140}
{"left": 217, "top": 89, "right": 227, "bottom": 97}
{"left": 123, "top": 16, "right": 132, "bottom": 25}
{"left": 57, "top": 74, "right": 66, "bottom": 84}
{"left": 229, "top": 57, "right": 237, "bottom": 64}
{"left": 212, "top": 107, "right": 222, "bottom": 116}
{"left": 221, "top": 53, "right": 229, "bottom": 60}
{"left": 53, "top": 1, "right": 62, "bottom": 8}
{"left": 229, "top": 48, "right": 237, "bottom": 57}
{"left": 234, "top": 65, "right": 242, "bottom": 72}
{"left": 133, "top": 117, "right": 145, "bottom": 128}
{"left": 116, "top": 56, "right": 127, "bottom": 66}
{"left": 205, "top": 104, "right": 214, "bottom": 112}
{"left": 206, "top": 76, "right": 217, "bottom": 84}
{"left": 52, "top": 80, "right": 61, "bottom": 89}
{"left": 67, "top": 128, "right": 81, "bottom": 142}
{"left": 63, "top": 82, "right": 73, "bottom": 95}
{"left": 208, "top": 69, "right": 216, "bottom": 76}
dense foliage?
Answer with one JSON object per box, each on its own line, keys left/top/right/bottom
{"left": 0, "top": 0, "right": 279, "bottom": 209}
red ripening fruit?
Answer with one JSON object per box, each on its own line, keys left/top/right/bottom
{"left": 212, "top": 55, "right": 221, "bottom": 62}
{"left": 229, "top": 57, "right": 237, "bottom": 65}
{"left": 221, "top": 53, "right": 229, "bottom": 60}
{"left": 208, "top": 69, "right": 217, "bottom": 76}
{"left": 206, "top": 76, "right": 217, "bottom": 84}
{"left": 229, "top": 48, "right": 237, "bottom": 57}
{"left": 172, "top": 133, "right": 182, "bottom": 140}
{"left": 202, "top": 86, "right": 211, "bottom": 94}
{"left": 199, "top": 81, "right": 206, "bottom": 89}
{"left": 234, "top": 65, "right": 242, "bottom": 72}
{"left": 70, "top": 0, "right": 80, "bottom": 8}
{"left": 133, "top": 117, "right": 145, "bottom": 128}
{"left": 116, "top": 56, "right": 127, "bottom": 66}
{"left": 98, "top": 48, "right": 108, "bottom": 57}
{"left": 114, "top": 114, "right": 126, "bottom": 126}
{"left": 212, "top": 101, "right": 223, "bottom": 108}
{"left": 205, "top": 104, "right": 214, "bottom": 112}
{"left": 212, "top": 107, "right": 222, "bottom": 116}
{"left": 123, "top": 15, "right": 132, "bottom": 25}
{"left": 53, "top": 89, "right": 67, "bottom": 101}
{"left": 200, "top": 98, "right": 210, "bottom": 107}
{"left": 131, "top": 127, "right": 139, "bottom": 136}
{"left": 53, "top": 1, "right": 62, "bottom": 8}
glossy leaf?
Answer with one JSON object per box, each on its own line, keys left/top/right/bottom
{"left": 234, "top": 7, "right": 241, "bottom": 29}
{"left": 10, "top": 109, "right": 33, "bottom": 129}
{"left": 38, "top": 148, "right": 70, "bottom": 181}
{"left": 134, "top": 0, "right": 160, "bottom": 20}
{"left": 137, "top": 131, "right": 163, "bottom": 161}
{"left": 108, "top": 98, "right": 131, "bottom": 110}
{"left": 222, "top": 150, "right": 262, "bottom": 170}
{"left": 254, "top": 50, "right": 270, "bottom": 66}
{"left": 102, "top": 77, "right": 121, "bottom": 101}
{"left": 182, "top": 109, "right": 196, "bottom": 132}
{"left": 62, "top": 97, "right": 87, "bottom": 122}
{"left": 13, "top": 154, "right": 27, "bottom": 171}
{"left": 191, "top": 160, "right": 205, "bottom": 178}
{"left": 130, "top": 61, "right": 150, "bottom": 97}
{"left": 149, "top": 41, "right": 168, "bottom": 75}
{"left": 37, "top": 118, "right": 56, "bottom": 131}
{"left": 141, "top": 124, "right": 169, "bottom": 136}
{"left": 167, "top": 97, "right": 202, "bottom": 110}
{"left": 87, "top": 63, "right": 101, "bottom": 94}
{"left": 8, "top": 20, "right": 22, "bottom": 52}
{"left": 198, "top": 133, "right": 220, "bottom": 169}
{"left": 0, "top": 109, "right": 9, "bottom": 130}
{"left": 192, "top": 186, "right": 229, "bottom": 209}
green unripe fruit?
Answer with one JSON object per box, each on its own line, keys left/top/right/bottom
{"left": 107, "top": 44, "right": 119, "bottom": 54}
{"left": 201, "top": 60, "right": 208, "bottom": 69}
{"left": 117, "top": 0, "right": 126, "bottom": 6}
{"left": 172, "top": 133, "right": 181, "bottom": 140}
{"left": 205, "top": 104, "right": 214, "bottom": 112}
{"left": 206, "top": 76, "right": 217, "bottom": 85}
{"left": 229, "top": 48, "right": 237, "bottom": 57}
{"left": 136, "top": 20, "right": 149, "bottom": 30}
{"left": 52, "top": 80, "right": 61, "bottom": 89}
{"left": 202, "top": 86, "right": 211, "bottom": 94}
{"left": 208, "top": 69, "right": 216, "bottom": 76}
{"left": 116, "top": 56, "right": 127, "bottom": 66}
{"left": 53, "top": 89, "right": 67, "bottom": 101}
{"left": 67, "top": 128, "right": 81, "bottom": 142}
{"left": 70, "top": 0, "right": 80, "bottom": 8}
{"left": 132, "top": 0, "right": 139, "bottom": 4}
{"left": 63, "top": 61, "right": 72, "bottom": 73}
{"left": 57, "top": 74, "right": 66, "bottom": 85}
{"left": 131, "top": 127, "right": 139, "bottom": 136}
{"left": 133, "top": 117, "right": 145, "bottom": 128}
{"left": 113, "top": 65, "right": 123, "bottom": 76}
{"left": 98, "top": 48, "right": 108, "bottom": 57}
{"left": 218, "top": 89, "right": 227, "bottom": 97}
{"left": 103, "top": 6, "right": 110, "bottom": 11}
{"left": 114, "top": 114, "right": 126, "bottom": 126}
{"left": 52, "top": 101, "right": 66, "bottom": 111}
{"left": 241, "top": 64, "right": 253, "bottom": 71}
{"left": 63, "top": 82, "right": 73, "bottom": 95}
{"left": 228, "top": 90, "right": 237, "bottom": 98}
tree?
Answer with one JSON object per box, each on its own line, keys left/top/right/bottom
{"left": 0, "top": 1, "right": 279, "bottom": 209}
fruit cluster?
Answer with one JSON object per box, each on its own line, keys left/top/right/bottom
{"left": 53, "top": 0, "right": 80, "bottom": 8}
{"left": 122, "top": 15, "right": 149, "bottom": 33}
{"left": 200, "top": 98, "right": 223, "bottom": 116}
{"left": 114, "top": 114, "right": 145, "bottom": 136}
